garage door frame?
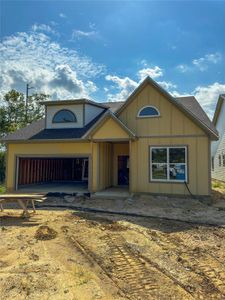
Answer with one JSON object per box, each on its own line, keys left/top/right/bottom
{"left": 15, "top": 154, "right": 92, "bottom": 192}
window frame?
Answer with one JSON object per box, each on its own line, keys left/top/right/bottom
{"left": 137, "top": 105, "right": 160, "bottom": 118}
{"left": 149, "top": 146, "right": 188, "bottom": 183}
{"left": 212, "top": 156, "right": 214, "bottom": 171}
{"left": 52, "top": 109, "right": 77, "bottom": 124}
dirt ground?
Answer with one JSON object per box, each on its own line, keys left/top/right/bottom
{"left": 0, "top": 209, "right": 225, "bottom": 300}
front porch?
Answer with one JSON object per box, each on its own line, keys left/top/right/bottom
{"left": 86, "top": 111, "right": 136, "bottom": 193}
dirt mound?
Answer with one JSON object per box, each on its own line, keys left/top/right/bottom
{"left": 35, "top": 225, "right": 57, "bottom": 240}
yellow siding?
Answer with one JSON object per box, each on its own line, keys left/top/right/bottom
{"left": 92, "top": 117, "right": 129, "bottom": 140}
{"left": 6, "top": 81, "right": 211, "bottom": 196}
{"left": 118, "top": 84, "right": 205, "bottom": 137}
{"left": 92, "top": 142, "right": 98, "bottom": 192}
{"left": 98, "top": 142, "right": 112, "bottom": 190}
{"left": 130, "top": 136, "right": 210, "bottom": 195}
{"left": 6, "top": 142, "right": 91, "bottom": 192}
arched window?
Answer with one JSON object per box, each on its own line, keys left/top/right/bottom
{"left": 52, "top": 109, "right": 77, "bottom": 123}
{"left": 137, "top": 106, "right": 160, "bottom": 118}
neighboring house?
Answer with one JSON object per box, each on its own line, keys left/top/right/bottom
{"left": 2, "top": 77, "right": 218, "bottom": 196}
{"left": 211, "top": 94, "right": 225, "bottom": 182}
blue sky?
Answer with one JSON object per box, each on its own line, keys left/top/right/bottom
{"left": 1, "top": 1, "right": 225, "bottom": 118}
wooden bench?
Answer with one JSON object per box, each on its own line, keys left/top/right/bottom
{"left": 0, "top": 194, "right": 46, "bottom": 217}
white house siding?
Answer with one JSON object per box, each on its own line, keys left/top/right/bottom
{"left": 212, "top": 100, "right": 225, "bottom": 157}
{"left": 212, "top": 131, "right": 225, "bottom": 182}
{"left": 46, "top": 104, "right": 84, "bottom": 129}
{"left": 85, "top": 104, "right": 104, "bottom": 125}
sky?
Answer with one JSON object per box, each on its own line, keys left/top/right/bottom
{"left": 1, "top": 1, "right": 225, "bottom": 118}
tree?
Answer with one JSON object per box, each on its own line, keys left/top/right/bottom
{"left": 0, "top": 89, "right": 49, "bottom": 183}
{"left": 0, "top": 89, "right": 49, "bottom": 139}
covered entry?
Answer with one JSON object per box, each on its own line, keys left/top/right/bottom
{"left": 17, "top": 157, "right": 89, "bottom": 192}
{"left": 84, "top": 112, "right": 136, "bottom": 193}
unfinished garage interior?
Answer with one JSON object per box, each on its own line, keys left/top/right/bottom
{"left": 16, "top": 157, "right": 89, "bottom": 193}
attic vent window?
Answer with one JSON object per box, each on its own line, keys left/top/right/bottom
{"left": 53, "top": 109, "right": 77, "bottom": 123}
{"left": 138, "top": 106, "right": 160, "bottom": 118}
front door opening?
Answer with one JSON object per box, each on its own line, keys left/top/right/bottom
{"left": 118, "top": 155, "right": 129, "bottom": 185}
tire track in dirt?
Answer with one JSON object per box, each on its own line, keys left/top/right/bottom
{"left": 64, "top": 226, "right": 194, "bottom": 300}
{"left": 145, "top": 230, "right": 225, "bottom": 298}
{"left": 103, "top": 234, "right": 194, "bottom": 300}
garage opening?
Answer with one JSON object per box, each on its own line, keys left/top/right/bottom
{"left": 17, "top": 157, "right": 89, "bottom": 192}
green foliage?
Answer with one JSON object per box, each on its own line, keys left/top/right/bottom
{"left": 0, "top": 89, "right": 49, "bottom": 139}
{"left": 0, "top": 184, "right": 6, "bottom": 194}
{"left": 0, "top": 89, "right": 49, "bottom": 182}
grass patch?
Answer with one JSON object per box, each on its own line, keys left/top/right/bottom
{"left": 0, "top": 184, "right": 6, "bottom": 194}
{"left": 212, "top": 180, "right": 225, "bottom": 201}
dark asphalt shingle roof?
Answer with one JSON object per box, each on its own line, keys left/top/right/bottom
{"left": 104, "top": 97, "right": 218, "bottom": 136}
{"left": 29, "top": 110, "right": 106, "bottom": 140}
{"left": 101, "top": 101, "right": 125, "bottom": 113}
{"left": 2, "top": 96, "right": 218, "bottom": 142}
{"left": 2, "top": 110, "right": 106, "bottom": 141}
{"left": 2, "top": 119, "right": 45, "bottom": 141}
{"left": 175, "top": 96, "right": 218, "bottom": 135}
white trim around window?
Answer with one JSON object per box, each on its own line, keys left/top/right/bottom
{"left": 150, "top": 146, "right": 188, "bottom": 183}
{"left": 137, "top": 105, "right": 160, "bottom": 118}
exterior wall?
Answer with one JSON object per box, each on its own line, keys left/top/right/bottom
{"left": 117, "top": 82, "right": 210, "bottom": 195}
{"left": 6, "top": 142, "right": 92, "bottom": 192}
{"left": 130, "top": 136, "right": 210, "bottom": 195}
{"left": 212, "top": 100, "right": 225, "bottom": 156}
{"left": 118, "top": 84, "right": 205, "bottom": 137}
{"left": 85, "top": 104, "right": 104, "bottom": 125}
{"left": 98, "top": 142, "right": 112, "bottom": 190}
{"left": 92, "top": 117, "right": 130, "bottom": 140}
{"left": 212, "top": 132, "right": 225, "bottom": 182}
{"left": 112, "top": 143, "right": 129, "bottom": 186}
{"left": 46, "top": 104, "right": 84, "bottom": 128}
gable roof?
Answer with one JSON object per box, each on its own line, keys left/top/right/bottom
{"left": 115, "top": 76, "right": 218, "bottom": 140}
{"left": 212, "top": 94, "right": 225, "bottom": 126}
{"left": 1, "top": 77, "right": 219, "bottom": 142}
{"left": 83, "top": 110, "right": 136, "bottom": 140}
{"left": 101, "top": 101, "right": 125, "bottom": 113}
{"left": 2, "top": 111, "right": 106, "bottom": 142}
{"left": 1, "top": 119, "right": 45, "bottom": 141}
{"left": 175, "top": 96, "right": 217, "bottom": 136}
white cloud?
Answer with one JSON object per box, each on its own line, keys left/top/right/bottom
{"left": 31, "top": 23, "right": 58, "bottom": 36}
{"left": 105, "top": 75, "right": 138, "bottom": 102}
{"left": 177, "top": 52, "right": 222, "bottom": 73}
{"left": 176, "top": 64, "right": 191, "bottom": 73}
{"left": 105, "top": 72, "right": 177, "bottom": 102}
{"left": 138, "top": 66, "right": 163, "bottom": 80}
{"left": 192, "top": 82, "right": 225, "bottom": 118}
{"left": 157, "top": 81, "right": 177, "bottom": 90}
{"left": 0, "top": 31, "right": 105, "bottom": 100}
{"left": 59, "top": 13, "right": 67, "bottom": 18}
{"left": 71, "top": 30, "right": 99, "bottom": 40}
{"left": 193, "top": 52, "right": 222, "bottom": 71}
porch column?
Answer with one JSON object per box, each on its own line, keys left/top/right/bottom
{"left": 129, "top": 139, "right": 132, "bottom": 194}
{"left": 90, "top": 141, "right": 98, "bottom": 193}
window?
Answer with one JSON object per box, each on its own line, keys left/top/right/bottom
{"left": 223, "top": 154, "right": 225, "bottom": 167}
{"left": 52, "top": 109, "right": 77, "bottom": 123}
{"left": 218, "top": 155, "right": 221, "bottom": 167}
{"left": 150, "top": 146, "right": 187, "bottom": 182}
{"left": 212, "top": 157, "right": 214, "bottom": 171}
{"left": 138, "top": 106, "right": 160, "bottom": 118}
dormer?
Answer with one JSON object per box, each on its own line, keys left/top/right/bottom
{"left": 41, "top": 99, "right": 107, "bottom": 129}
